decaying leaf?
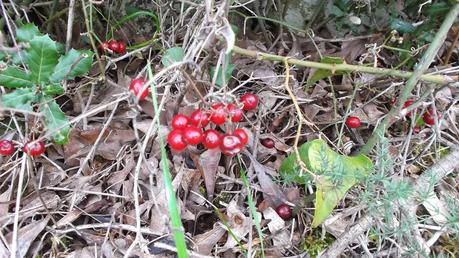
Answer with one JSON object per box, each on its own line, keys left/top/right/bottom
{"left": 6, "top": 217, "right": 50, "bottom": 258}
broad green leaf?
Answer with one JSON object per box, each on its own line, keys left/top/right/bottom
{"left": 0, "top": 66, "right": 34, "bottom": 88}
{"left": 40, "top": 97, "right": 70, "bottom": 144}
{"left": 49, "top": 49, "right": 94, "bottom": 83}
{"left": 0, "top": 87, "right": 36, "bottom": 110}
{"left": 11, "top": 51, "right": 26, "bottom": 65}
{"left": 279, "top": 139, "right": 373, "bottom": 227}
{"left": 43, "top": 84, "right": 65, "bottom": 95}
{"left": 0, "top": 52, "right": 6, "bottom": 60}
{"left": 279, "top": 141, "right": 314, "bottom": 184}
{"left": 307, "top": 56, "right": 346, "bottom": 86}
{"left": 210, "top": 53, "right": 234, "bottom": 87}
{"left": 26, "top": 35, "right": 59, "bottom": 83}
{"left": 16, "top": 23, "right": 41, "bottom": 42}
{"left": 161, "top": 47, "right": 184, "bottom": 67}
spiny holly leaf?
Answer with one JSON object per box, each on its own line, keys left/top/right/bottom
{"left": 16, "top": 23, "right": 41, "bottom": 42}
{"left": 279, "top": 139, "right": 373, "bottom": 227}
{"left": 210, "top": 53, "right": 234, "bottom": 87}
{"left": 161, "top": 47, "right": 184, "bottom": 67}
{"left": 49, "top": 49, "right": 94, "bottom": 83}
{"left": 0, "top": 66, "right": 34, "bottom": 88}
{"left": 0, "top": 87, "right": 36, "bottom": 111}
{"left": 26, "top": 35, "right": 59, "bottom": 83}
{"left": 40, "top": 97, "right": 70, "bottom": 144}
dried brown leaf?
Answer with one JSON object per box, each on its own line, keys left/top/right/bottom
{"left": 191, "top": 149, "right": 221, "bottom": 200}
{"left": 193, "top": 224, "right": 226, "bottom": 255}
{"left": 6, "top": 217, "right": 50, "bottom": 258}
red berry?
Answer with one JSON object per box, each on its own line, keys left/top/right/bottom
{"left": 275, "top": 203, "right": 292, "bottom": 220}
{"left": 227, "top": 103, "right": 244, "bottom": 122}
{"left": 345, "top": 116, "right": 361, "bottom": 128}
{"left": 220, "top": 134, "right": 243, "bottom": 156}
{"left": 129, "top": 78, "right": 149, "bottom": 100}
{"left": 0, "top": 140, "right": 15, "bottom": 156}
{"left": 261, "top": 138, "right": 275, "bottom": 149}
{"left": 22, "top": 141, "right": 45, "bottom": 157}
{"left": 233, "top": 128, "right": 248, "bottom": 145}
{"left": 98, "top": 41, "right": 110, "bottom": 53}
{"left": 423, "top": 109, "right": 440, "bottom": 126}
{"left": 240, "top": 93, "right": 259, "bottom": 111}
{"left": 210, "top": 103, "right": 226, "bottom": 125}
{"left": 171, "top": 114, "right": 190, "bottom": 130}
{"left": 202, "top": 129, "right": 221, "bottom": 149}
{"left": 402, "top": 100, "right": 415, "bottom": 117}
{"left": 190, "top": 109, "right": 210, "bottom": 127}
{"left": 167, "top": 130, "right": 187, "bottom": 151}
{"left": 116, "top": 41, "right": 126, "bottom": 54}
{"left": 108, "top": 40, "right": 120, "bottom": 52}
{"left": 183, "top": 126, "right": 203, "bottom": 145}
{"left": 413, "top": 127, "right": 421, "bottom": 134}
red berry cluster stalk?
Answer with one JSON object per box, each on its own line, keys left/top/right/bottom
{"left": 167, "top": 93, "right": 259, "bottom": 156}
{"left": 99, "top": 39, "right": 126, "bottom": 54}
{"left": 0, "top": 139, "right": 46, "bottom": 157}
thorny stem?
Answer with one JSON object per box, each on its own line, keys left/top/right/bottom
{"left": 359, "top": 3, "right": 459, "bottom": 155}
{"left": 232, "top": 46, "right": 455, "bottom": 85}
{"left": 283, "top": 58, "right": 316, "bottom": 179}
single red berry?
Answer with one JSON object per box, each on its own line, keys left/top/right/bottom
{"left": 98, "top": 41, "right": 110, "bottom": 53}
{"left": 276, "top": 203, "right": 292, "bottom": 220}
{"left": 116, "top": 41, "right": 126, "bottom": 54}
{"left": 240, "top": 93, "right": 259, "bottom": 111}
{"left": 190, "top": 109, "right": 210, "bottom": 127}
{"left": 402, "top": 100, "right": 415, "bottom": 117}
{"left": 413, "top": 127, "right": 421, "bottom": 134}
{"left": 183, "top": 126, "right": 203, "bottom": 145}
{"left": 233, "top": 128, "right": 248, "bottom": 145}
{"left": 261, "top": 138, "right": 275, "bottom": 149}
{"left": 108, "top": 40, "right": 120, "bottom": 52}
{"left": 220, "top": 134, "right": 243, "bottom": 156}
{"left": 0, "top": 140, "right": 15, "bottom": 156}
{"left": 22, "top": 141, "right": 45, "bottom": 157}
{"left": 167, "top": 130, "right": 187, "bottom": 151}
{"left": 227, "top": 103, "right": 244, "bottom": 122}
{"left": 210, "top": 103, "right": 226, "bottom": 125}
{"left": 345, "top": 116, "right": 361, "bottom": 128}
{"left": 129, "top": 78, "right": 149, "bottom": 100}
{"left": 171, "top": 114, "right": 190, "bottom": 130}
{"left": 423, "top": 109, "right": 440, "bottom": 126}
{"left": 202, "top": 129, "right": 221, "bottom": 149}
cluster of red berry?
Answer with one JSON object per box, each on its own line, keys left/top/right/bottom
{"left": 401, "top": 99, "right": 441, "bottom": 126}
{"left": 167, "top": 93, "right": 259, "bottom": 156}
{"left": 99, "top": 39, "right": 126, "bottom": 54}
{"left": 0, "top": 139, "right": 46, "bottom": 157}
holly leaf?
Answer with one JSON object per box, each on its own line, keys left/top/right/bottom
{"left": 307, "top": 56, "right": 346, "bottom": 86}
{"left": 0, "top": 87, "right": 36, "bottom": 111}
{"left": 43, "top": 83, "right": 65, "bottom": 95}
{"left": 16, "top": 23, "right": 41, "bottom": 42}
{"left": 26, "top": 35, "right": 59, "bottom": 83}
{"left": 0, "top": 66, "right": 34, "bottom": 88}
{"left": 40, "top": 97, "right": 70, "bottom": 144}
{"left": 279, "top": 139, "right": 373, "bottom": 227}
{"left": 49, "top": 49, "right": 94, "bottom": 83}
{"left": 161, "top": 47, "right": 184, "bottom": 67}
{"left": 210, "top": 53, "right": 234, "bottom": 87}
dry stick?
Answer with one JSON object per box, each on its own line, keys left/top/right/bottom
{"left": 65, "top": 0, "right": 76, "bottom": 53}
{"left": 231, "top": 46, "right": 454, "bottom": 85}
{"left": 359, "top": 3, "right": 459, "bottom": 155}
{"left": 10, "top": 155, "right": 27, "bottom": 258}
{"left": 320, "top": 147, "right": 459, "bottom": 258}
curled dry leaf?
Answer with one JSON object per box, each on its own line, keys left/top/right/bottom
{"left": 222, "top": 200, "right": 253, "bottom": 250}
{"left": 262, "top": 207, "right": 291, "bottom": 249}
{"left": 193, "top": 224, "right": 226, "bottom": 255}
{"left": 191, "top": 148, "right": 222, "bottom": 200}
{"left": 6, "top": 217, "right": 50, "bottom": 258}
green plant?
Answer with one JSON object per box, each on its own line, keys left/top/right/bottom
{"left": 0, "top": 23, "right": 94, "bottom": 144}
{"left": 279, "top": 139, "right": 373, "bottom": 227}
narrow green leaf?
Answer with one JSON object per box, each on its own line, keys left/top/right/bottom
{"left": 16, "top": 23, "right": 41, "bottom": 42}
{"left": 40, "top": 97, "right": 70, "bottom": 144}
{"left": 26, "top": 35, "right": 59, "bottom": 83}
{"left": 161, "top": 47, "right": 184, "bottom": 67}
{"left": 0, "top": 66, "right": 34, "bottom": 88}
{"left": 49, "top": 49, "right": 94, "bottom": 83}
{"left": 390, "top": 19, "right": 416, "bottom": 33}
{"left": 0, "top": 87, "right": 36, "bottom": 110}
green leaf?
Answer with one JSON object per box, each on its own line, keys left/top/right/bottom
{"left": 279, "top": 141, "right": 314, "bottom": 184}
{"left": 307, "top": 56, "right": 346, "bottom": 86}
{"left": 16, "top": 23, "right": 41, "bottom": 42}
{"left": 210, "top": 53, "right": 234, "bottom": 87}
{"left": 0, "top": 87, "right": 36, "bottom": 110}
{"left": 390, "top": 19, "right": 415, "bottom": 33}
{"left": 11, "top": 51, "right": 26, "bottom": 65}
{"left": 26, "top": 35, "right": 59, "bottom": 83}
{"left": 161, "top": 47, "right": 184, "bottom": 67}
{"left": 40, "top": 97, "right": 70, "bottom": 144}
{"left": 279, "top": 139, "right": 373, "bottom": 227}
{"left": 0, "top": 66, "right": 34, "bottom": 88}
{"left": 49, "top": 49, "right": 94, "bottom": 83}
{"left": 43, "top": 83, "right": 65, "bottom": 95}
